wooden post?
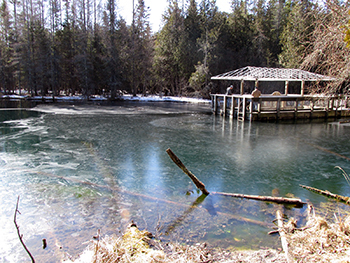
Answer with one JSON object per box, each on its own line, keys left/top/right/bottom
{"left": 334, "top": 95, "right": 338, "bottom": 118}
{"left": 240, "top": 79, "right": 244, "bottom": 95}
{"left": 326, "top": 97, "right": 330, "bottom": 118}
{"left": 213, "top": 95, "right": 218, "bottom": 115}
{"left": 284, "top": 80, "right": 289, "bottom": 95}
{"left": 211, "top": 95, "right": 215, "bottom": 113}
{"left": 294, "top": 98, "right": 298, "bottom": 119}
{"left": 301, "top": 80, "right": 305, "bottom": 96}
{"left": 276, "top": 98, "right": 281, "bottom": 119}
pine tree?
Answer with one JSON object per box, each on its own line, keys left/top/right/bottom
{"left": 131, "top": 0, "right": 153, "bottom": 95}
{"left": 153, "top": 0, "right": 186, "bottom": 95}
{"left": 278, "top": 0, "right": 315, "bottom": 68}
{"left": 0, "top": 0, "right": 15, "bottom": 92}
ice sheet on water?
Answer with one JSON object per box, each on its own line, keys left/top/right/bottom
{"left": 28, "top": 95, "right": 211, "bottom": 115}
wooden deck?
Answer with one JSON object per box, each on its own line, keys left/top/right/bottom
{"left": 210, "top": 94, "right": 350, "bottom": 121}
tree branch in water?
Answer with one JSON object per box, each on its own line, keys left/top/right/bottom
{"left": 166, "top": 148, "right": 209, "bottom": 195}
{"left": 14, "top": 196, "right": 35, "bottom": 263}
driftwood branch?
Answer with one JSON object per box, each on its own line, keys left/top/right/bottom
{"left": 212, "top": 192, "right": 306, "bottom": 207}
{"left": 166, "top": 148, "right": 209, "bottom": 195}
{"left": 300, "top": 184, "right": 350, "bottom": 204}
{"left": 276, "top": 210, "right": 292, "bottom": 263}
{"left": 14, "top": 196, "right": 35, "bottom": 263}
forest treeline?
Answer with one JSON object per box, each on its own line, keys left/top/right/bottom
{"left": 0, "top": 0, "right": 349, "bottom": 99}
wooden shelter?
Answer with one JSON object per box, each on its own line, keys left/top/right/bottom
{"left": 210, "top": 66, "right": 350, "bottom": 121}
{"left": 211, "top": 66, "right": 337, "bottom": 96}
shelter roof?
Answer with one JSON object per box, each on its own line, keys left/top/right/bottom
{"left": 211, "top": 66, "right": 337, "bottom": 82}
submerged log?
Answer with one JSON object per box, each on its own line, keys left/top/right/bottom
{"left": 32, "top": 170, "right": 271, "bottom": 228}
{"left": 304, "top": 142, "right": 350, "bottom": 161}
{"left": 166, "top": 148, "right": 209, "bottom": 195}
{"left": 212, "top": 192, "right": 306, "bottom": 207}
{"left": 300, "top": 184, "right": 350, "bottom": 204}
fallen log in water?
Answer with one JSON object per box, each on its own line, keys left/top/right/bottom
{"left": 276, "top": 210, "right": 293, "bottom": 263}
{"left": 166, "top": 149, "right": 304, "bottom": 207}
{"left": 300, "top": 184, "right": 350, "bottom": 204}
{"left": 166, "top": 148, "right": 209, "bottom": 195}
{"left": 212, "top": 192, "right": 306, "bottom": 208}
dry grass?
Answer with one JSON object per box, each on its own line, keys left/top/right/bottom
{"left": 64, "top": 223, "right": 286, "bottom": 263}
{"left": 65, "top": 207, "right": 350, "bottom": 263}
{"left": 65, "top": 223, "right": 218, "bottom": 263}
{"left": 283, "top": 211, "right": 350, "bottom": 263}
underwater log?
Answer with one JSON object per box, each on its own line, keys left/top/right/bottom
{"left": 32, "top": 170, "right": 271, "bottom": 227}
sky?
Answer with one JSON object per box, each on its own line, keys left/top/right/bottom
{"left": 118, "top": 0, "right": 232, "bottom": 32}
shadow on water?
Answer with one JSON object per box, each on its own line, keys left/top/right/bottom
{"left": 0, "top": 98, "right": 38, "bottom": 109}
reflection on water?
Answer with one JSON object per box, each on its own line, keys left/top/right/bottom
{"left": 1, "top": 103, "right": 350, "bottom": 261}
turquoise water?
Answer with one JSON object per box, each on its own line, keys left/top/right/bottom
{"left": 1, "top": 102, "right": 350, "bottom": 261}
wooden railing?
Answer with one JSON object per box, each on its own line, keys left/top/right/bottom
{"left": 210, "top": 94, "right": 350, "bottom": 121}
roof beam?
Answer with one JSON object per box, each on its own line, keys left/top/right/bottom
{"left": 211, "top": 66, "right": 337, "bottom": 82}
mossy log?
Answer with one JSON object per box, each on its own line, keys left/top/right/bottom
{"left": 300, "top": 184, "right": 350, "bottom": 204}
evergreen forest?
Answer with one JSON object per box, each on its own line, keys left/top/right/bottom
{"left": 0, "top": 0, "right": 349, "bottom": 99}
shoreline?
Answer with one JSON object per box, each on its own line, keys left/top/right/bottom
{"left": 0, "top": 94, "right": 212, "bottom": 105}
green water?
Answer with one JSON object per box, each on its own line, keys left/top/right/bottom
{"left": 1, "top": 102, "right": 350, "bottom": 261}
